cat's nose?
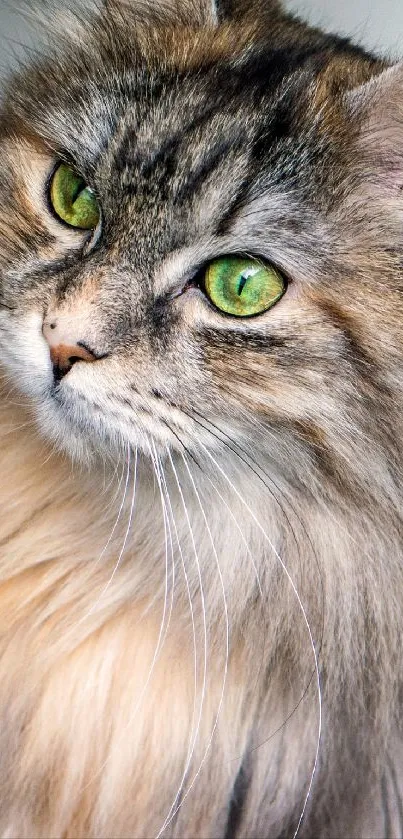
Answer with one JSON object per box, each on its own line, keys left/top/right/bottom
{"left": 49, "top": 343, "right": 97, "bottom": 383}
{"left": 43, "top": 319, "right": 97, "bottom": 383}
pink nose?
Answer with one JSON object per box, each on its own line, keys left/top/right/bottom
{"left": 49, "top": 343, "right": 97, "bottom": 380}
{"left": 43, "top": 318, "right": 97, "bottom": 382}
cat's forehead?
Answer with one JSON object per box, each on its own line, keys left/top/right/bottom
{"left": 11, "top": 49, "right": 298, "bottom": 159}
{"left": 0, "top": 8, "right": 386, "bottom": 276}
{"left": 2, "top": 4, "right": 383, "bottom": 192}
{"left": 0, "top": 14, "right": 332, "bottom": 154}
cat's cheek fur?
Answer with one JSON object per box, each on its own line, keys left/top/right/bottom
{"left": 0, "top": 311, "right": 52, "bottom": 400}
{"left": 0, "top": 140, "right": 88, "bottom": 271}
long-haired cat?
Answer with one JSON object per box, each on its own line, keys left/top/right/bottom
{"left": 0, "top": 0, "right": 403, "bottom": 836}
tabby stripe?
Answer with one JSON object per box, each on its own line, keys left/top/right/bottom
{"left": 175, "top": 135, "right": 245, "bottom": 203}
{"left": 115, "top": 100, "right": 226, "bottom": 176}
{"left": 224, "top": 762, "right": 250, "bottom": 839}
{"left": 315, "top": 298, "right": 385, "bottom": 388}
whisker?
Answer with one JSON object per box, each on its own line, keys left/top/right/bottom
{"left": 80, "top": 437, "right": 172, "bottom": 796}
{"left": 159, "top": 417, "right": 201, "bottom": 469}
{"left": 203, "top": 470, "right": 264, "bottom": 598}
{"left": 81, "top": 445, "right": 137, "bottom": 620}
{"left": 151, "top": 444, "right": 176, "bottom": 653}
{"left": 199, "top": 468, "right": 269, "bottom": 723}
{"left": 91, "top": 442, "right": 132, "bottom": 572}
{"left": 100, "top": 451, "right": 128, "bottom": 509}
{"left": 155, "top": 448, "right": 208, "bottom": 839}
{"left": 184, "top": 408, "right": 325, "bottom": 697}
{"left": 156, "top": 456, "right": 200, "bottom": 833}
{"left": 158, "top": 450, "right": 230, "bottom": 835}
{"left": 194, "top": 437, "right": 322, "bottom": 839}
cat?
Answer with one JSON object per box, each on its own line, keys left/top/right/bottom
{"left": 0, "top": 0, "right": 403, "bottom": 836}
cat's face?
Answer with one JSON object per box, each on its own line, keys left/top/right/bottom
{"left": 0, "top": 0, "right": 402, "bottom": 491}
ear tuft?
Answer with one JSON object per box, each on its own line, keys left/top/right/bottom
{"left": 346, "top": 63, "right": 403, "bottom": 179}
{"left": 342, "top": 62, "right": 403, "bottom": 221}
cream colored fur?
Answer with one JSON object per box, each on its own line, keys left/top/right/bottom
{"left": 1, "top": 371, "right": 402, "bottom": 838}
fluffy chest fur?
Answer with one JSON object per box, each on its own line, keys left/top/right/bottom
{"left": 2, "top": 391, "right": 402, "bottom": 839}
{"left": 0, "top": 395, "right": 315, "bottom": 837}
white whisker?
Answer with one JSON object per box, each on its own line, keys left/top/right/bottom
{"left": 203, "top": 470, "right": 264, "bottom": 599}
{"left": 154, "top": 457, "right": 199, "bottom": 836}
{"left": 151, "top": 443, "right": 176, "bottom": 652}
{"left": 155, "top": 448, "right": 208, "bottom": 839}
{"left": 83, "top": 445, "right": 137, "bottom": 620}
{"left": 195, "top": 439, "right": 322, "bottom": 839}
{"left": 100, "top": 448, "right": 126, "bottom": 503}
{"left": 91, "top": 442, "right": 132, "bottom": 572}
{"left": 199, "top": 468, "right": 271, "bottom": 742}
{"left": 157, "top": 451, "right": 230, "bottom": 835}
{"left": 80, "top": 438, "right": 173, "bottom": 796}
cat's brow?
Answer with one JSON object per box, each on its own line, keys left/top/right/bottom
{"left": 114, "top": 100, "right": 224, "bottom": 176}
{"left": 174, "top": 134, "right": 245, "bottom": 202}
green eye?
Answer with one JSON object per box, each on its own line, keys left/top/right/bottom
{"left": 49, "top": 163, "right": 100, "bottom": 230}
{"left": 204, "top": 256, "right": 286, "bottom": 317}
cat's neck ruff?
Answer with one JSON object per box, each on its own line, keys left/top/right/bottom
{"left": 0, "top": 372, "right": 401, "bottom": 837}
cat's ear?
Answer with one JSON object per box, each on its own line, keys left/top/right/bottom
{"left": 346, "top": 63, "right": 403, "bottom": 190}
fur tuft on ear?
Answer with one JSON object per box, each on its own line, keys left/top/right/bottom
{"left": 346, "top": 62, "right": 403, "bottom": 188}
{"left": 338, "top": 61, "right": 403, "bottom": 256}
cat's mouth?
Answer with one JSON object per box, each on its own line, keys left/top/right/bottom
{"left": 47, "top": 369, "right": 194, "bottom": 460}
{"left": 0, "top": 310, "right": 214, "bottom": 462}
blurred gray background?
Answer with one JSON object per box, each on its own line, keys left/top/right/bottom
{"left": 0, "top": 0, "right": 402, "bottom": 81}
{"left": 286, "top": 0, "right": 403, "bottom": 57}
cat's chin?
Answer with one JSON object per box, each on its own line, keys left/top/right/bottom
{"left": 34, "top": 393, "right": 126, "bottom": 464}
{"left": 0, "top": 313, "right": 218, "bottom": 465}
{"left": 34, "top": 386, "right": 173, "bottom": 464}
{"left": 0, "top": 352, "right": 199, "bottom": 464}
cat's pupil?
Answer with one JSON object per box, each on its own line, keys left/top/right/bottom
{"left": 237, "top": 266, "right": 259, "bottom": 296}
{"left": 237, "top": 273, "right": 248, "bottom": 295}
{"left": 71, "top": 180, "right": 85, "bottom": 204}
